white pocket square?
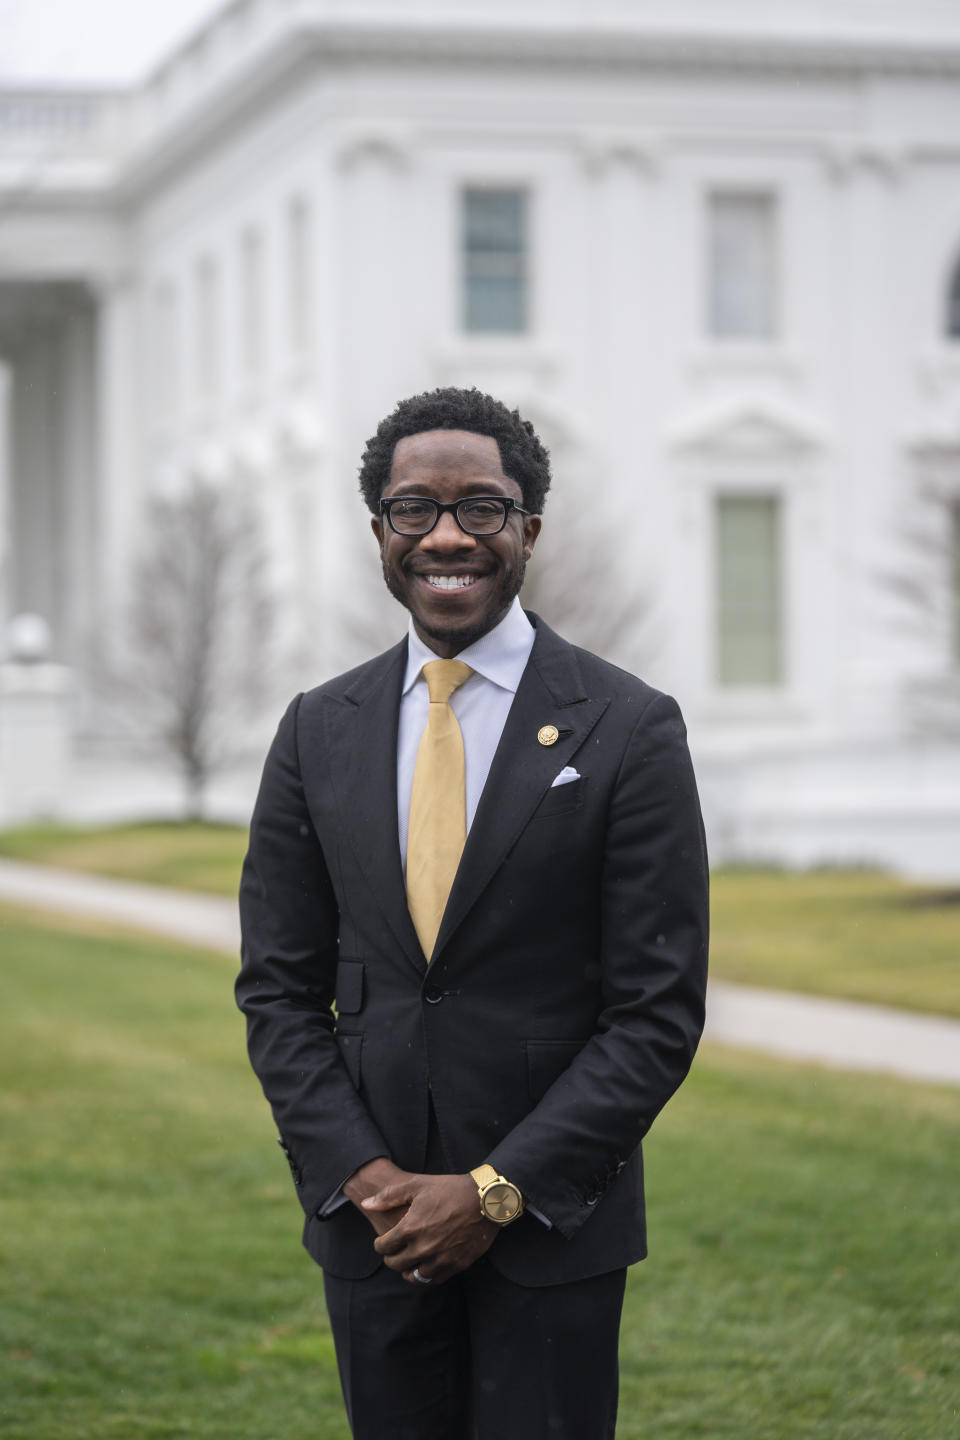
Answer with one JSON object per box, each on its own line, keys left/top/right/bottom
{"left": 551, "top": 766, "right": 580, "bottom": 788}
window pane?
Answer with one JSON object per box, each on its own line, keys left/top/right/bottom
{"left": 708, "top": 192, "right": 778, "bottom": 339}
{"left": 462, "top": 188, "right": 528, "bottom": 333}
{"left": 716, "top": 495, "right": 783, "bottom": 685}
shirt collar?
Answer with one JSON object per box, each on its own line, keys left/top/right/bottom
{"left": 402, "top": 595, "right": 535, "bottom": 696}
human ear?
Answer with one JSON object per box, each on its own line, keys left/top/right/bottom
{"left": 371, "top": 515, "right": 384, "bottom": 549}
{"left": 523, "top": 514, "right": 542, "bottom": 560}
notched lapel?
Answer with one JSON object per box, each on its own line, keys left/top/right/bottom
{"left": 434, "top": 620, "right": 609, "bottom": 959}
{"left": 318, "top": 642, "right": 426, "bottom": 975}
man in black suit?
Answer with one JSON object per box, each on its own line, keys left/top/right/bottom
{"left": 236, "top": 387, "right": 709, "bottom": 1440}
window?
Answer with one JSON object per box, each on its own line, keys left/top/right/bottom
{"left": 287, "top": 196, "right": 312, "bottom": 361}
{"left": 715, "top": 495, "right": 783, "bottom": 686}
{"left": 240, "top": 227, "right": 263, "bottom": 378}
{"left": 707, "top": 192, "right": 778, "bottom": 339}
{"left": 195, "top": 255, "right": 220, "bottom": 400}
{"left": 462, "top": 188, "right": 528, "bottom": 333}
{"left": 947, "top": 254, "right": 960, "bottom": 339}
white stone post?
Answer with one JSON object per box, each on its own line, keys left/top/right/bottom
{"left": 0, "top": 614, "right": 72, "bottom": 825}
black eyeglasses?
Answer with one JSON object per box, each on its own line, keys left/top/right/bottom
{"left": 379, "top": 495, "right": 532, "bottom": 537}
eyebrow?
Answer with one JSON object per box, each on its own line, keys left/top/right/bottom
{"left": 386, "top": 480, "right": 513, "bottom": 497}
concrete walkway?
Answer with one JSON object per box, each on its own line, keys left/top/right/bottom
{"left": 0, "top": 857, "right": 240, "bottom": 954}
{"left": 2, "top": 857, "right": 959, "bottom": 1088}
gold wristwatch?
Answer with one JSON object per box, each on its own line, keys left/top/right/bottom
{"left": 470, "top": 1164, "right": 524, "bottom": 1225}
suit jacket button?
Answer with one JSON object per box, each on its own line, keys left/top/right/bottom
{"left": 424, "top": 985, "right": 443, "bottom": 1004}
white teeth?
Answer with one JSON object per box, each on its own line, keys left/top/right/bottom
{"left": 424, "top": 574, "right": 478, "bottom": 590}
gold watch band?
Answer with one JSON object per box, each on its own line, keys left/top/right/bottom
{"left": 470, "top": 1164, "right": 500, "bottom": 1189}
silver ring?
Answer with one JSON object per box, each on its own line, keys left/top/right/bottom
{"left": 412, "top": 1266, "right": 432, "bottom": 1285}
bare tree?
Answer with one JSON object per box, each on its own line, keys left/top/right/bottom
{"left": 330, "top": 509, "right": 400, "bottom": 671}
{"left": 520, "top": 487, "right": 660, "bottom": 678}
{"left": 114, "top": 481, "right": 275, "bottom": 818}
{"left": 878, "top": 492, "right": 960, "bottom": 738}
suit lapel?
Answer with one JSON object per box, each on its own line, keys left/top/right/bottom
{"left": 320, "top": 639, "right": 427, "bottom": 976}
{"left": 318, "top": 619, "right": 610, "bottom": 973}
{"left": 433, "top": 617, "right": 609, "bottom": 959}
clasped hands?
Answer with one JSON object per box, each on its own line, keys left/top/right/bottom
{"left": 344, "top": 1157, "right": 498, "bottom": 1285}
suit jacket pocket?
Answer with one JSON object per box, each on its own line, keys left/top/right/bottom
{"left": 336, "top": 1030, "right": 363, "bottom": 1090}
{"left": 335, "top": 958, "right": 365, "bottom": 1015}
{"left": 525, "top": 1038, "right": 589, "bottom": 1101}
{"left": 529, "top": 777, "right": 585, "bottom": 821}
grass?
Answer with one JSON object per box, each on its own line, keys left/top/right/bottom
{"left": 0, "top": 906, "right": 343, "bottom": 1440}
{"left": 0, "top": 821, "right": 247, "bottom": 897}
{"left": 711, "top": 867, "right": 960, "bottom": 1018}
{"left": 626, "top": 1047, "right": 960, "bottom": 1439}
{"left": 1, "top": 824, "right": 959, "bottom": 1016}
{"left": 2, "top": 906, "right": 958, "bottom": 1439}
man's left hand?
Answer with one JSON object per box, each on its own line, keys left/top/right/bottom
{"left": 363, "top": 1172, "right": 497, "bottom": 1284}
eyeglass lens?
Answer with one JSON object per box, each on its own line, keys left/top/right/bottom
{"left": 389, "top": 498, "right": 508, "bottom": 535}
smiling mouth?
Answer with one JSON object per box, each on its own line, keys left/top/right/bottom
{"left": 419, "top": 574, "right": 483, "bottom": 592}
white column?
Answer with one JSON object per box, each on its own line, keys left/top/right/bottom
{"left": 59, "top": 301, "right": 99, "bottom": 670}
{"left": 829, "top": 158, "right": 903, "bottom": 739}
{"left": 0, "top": 362, "right": 10, "bottom": 635}
{"left": 95, "top": 275, "right": 141, "bottom": 640}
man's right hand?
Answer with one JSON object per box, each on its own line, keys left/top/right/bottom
{"left": 343, "top": 1157, "right": 412, "bottom": 1237}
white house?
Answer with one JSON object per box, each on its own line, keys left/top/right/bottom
{"left": 1, "top": 0, "right": 960, "bottom": 875}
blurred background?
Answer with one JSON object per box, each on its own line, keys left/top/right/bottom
{"left": 2, "top": 8, "right": 959, "bottom": 1439}
{"left": 2, "top": 0, "right": 960, "bottom": 875}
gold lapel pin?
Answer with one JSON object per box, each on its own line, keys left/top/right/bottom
{"left": 537, "top": 724, "right": 559, "bottom": 746}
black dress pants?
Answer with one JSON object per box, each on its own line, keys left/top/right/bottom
{"left": 323, "top": 1256, "right": 626, "bottom": 1440}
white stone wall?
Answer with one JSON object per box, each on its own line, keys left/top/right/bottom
{"left": 1, "top": 0, "right": 960, "bottom": 867}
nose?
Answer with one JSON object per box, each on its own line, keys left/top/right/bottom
{"left": 418, "top": 510, "right": 477, "bottom": 552}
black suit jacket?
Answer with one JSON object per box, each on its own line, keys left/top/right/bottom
{"left": 236, "top": 614, "right": 709, "bottom": 1286}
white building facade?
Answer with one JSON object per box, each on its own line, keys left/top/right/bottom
{"left": 2, "top": 0, "right": 960, "bottom": 875}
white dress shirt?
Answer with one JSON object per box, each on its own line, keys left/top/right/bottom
{"left": 397, "top": 596, "right": 536, "bottom": 867}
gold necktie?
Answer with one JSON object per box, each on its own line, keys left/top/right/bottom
{"left": 406, "top": 658, "right": 474, "bottom": 960}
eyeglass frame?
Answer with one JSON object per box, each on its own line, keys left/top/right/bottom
{"left": 378, "top": 494, "right": 533, "bottom": 537}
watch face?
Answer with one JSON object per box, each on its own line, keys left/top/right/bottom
{"left": 481, "top": 1181, "right": 521, "bottom": 1223}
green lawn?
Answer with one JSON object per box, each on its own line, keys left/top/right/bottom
{"left": 711, "top": 867, "right": 960, "bottom": 1018}
{"left": 0, "top": 821, "right": 247, "bottom": 898}
{"left": 1, "top": 823, "right": 958, "bottom": 1016}
{"left": 2, "top": 908, "right": 958, "bottom": 1439}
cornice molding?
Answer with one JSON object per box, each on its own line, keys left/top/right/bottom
{"left": 821, "top": 138, "right": 909, "bottom": 184}
{"left": 333, "top": 124, "right": 416, "bottom": 173}
{"left": 305, "top": 24, "right": 960, "bottom": 78}
{"left": 668, "top": 396, "right": 826, "bottom": 459}
{"left": 7, "top": 15, "right": 960, "bottom": 201}
{"left": 578, "top": 129, "right": 663, "bottom": 179}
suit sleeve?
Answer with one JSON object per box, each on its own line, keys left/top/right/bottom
{"left": 236, "top": 694, "right": 389, "bottom": 1218}
{"left": 486, "top": 691, "right": 709, "bottom": 1239}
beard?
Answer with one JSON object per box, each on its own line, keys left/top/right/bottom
{"left": 381, "top": 551, "right": 527, "bottom": 654}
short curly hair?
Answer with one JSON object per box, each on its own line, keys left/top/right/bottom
{"left": 358, "top": 387, "right": 551, "bottom": 515}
